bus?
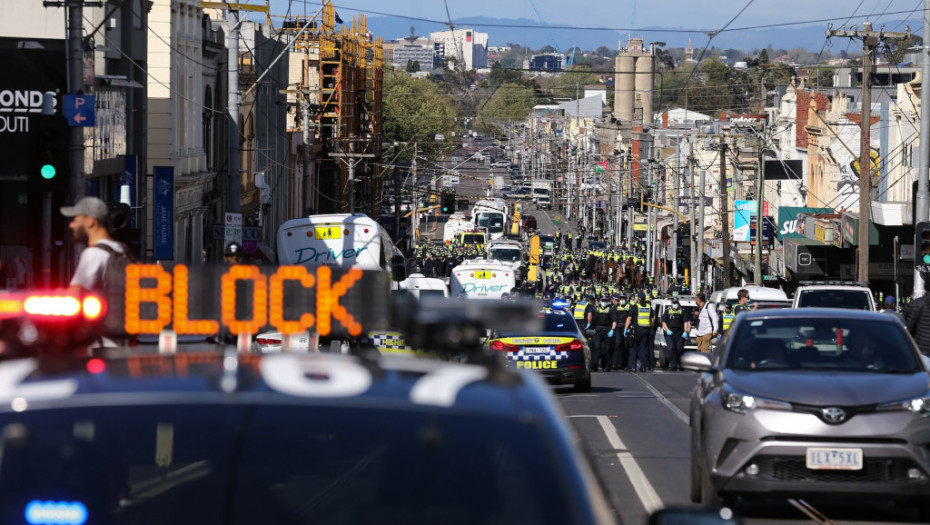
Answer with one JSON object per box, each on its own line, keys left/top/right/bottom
{"left": 256, "top": 214, "right": 406, "bottom": 354}
{"left": 450, "top": 259, "right": 517, "bottom": 300}
{"left": 277, "top": 213, "right": 403, "bottom": 272}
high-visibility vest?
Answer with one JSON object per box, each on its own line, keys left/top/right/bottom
{"left": 722, "top": 313, "right": 735, "bottom": 331}
{"left": 636, "top": 304, "right": 652, "bottom": 327}
{"left": 573, "top": 301, "right": 589, "bottom": 320}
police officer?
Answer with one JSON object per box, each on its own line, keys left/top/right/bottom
{"left": 661, "top": 298, "right": 691, "bottom": 371}
{"left": 573, "top": 293, "right": 591, "bottom": 331}
{"left": 623, "top": 292, "right": 653, "bottom": 372}
{"left": 589, "top": 295, "right": 617, "bottom": 372}
{"left": 720, "top": 304, "right": 736, "bottom": 332}
{"left": 611, "top": 294, "right": 631, "bottom": 371}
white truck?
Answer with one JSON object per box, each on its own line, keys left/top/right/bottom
{"left": 531, "top": 181, "right": 552, "bottom": 209}
{"left": 471, "top": 199, "right": 509, "bottom": 241}
{"left": 443, "top": 213, "right": 475, "bottom": 246}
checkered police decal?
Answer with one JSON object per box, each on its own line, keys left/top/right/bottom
{"left": 366, "top": 332, "right": 414, "bottom": 352}
{"left": 506, "top": 350, "right": 572, "bottom": 362}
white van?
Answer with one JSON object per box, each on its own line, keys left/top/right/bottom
{"left": 486, "top": 239, "right": 524, "bottom": 270}
{"left": 277, "top": 213, "right": 401, "bottom": 271}
{"left": 450, "top": 259, "right": 517, "bottom": 299}
{"left": 708, "top": 286, "right": 791, "bottom": 312}
{"left": 471, "top": 199, "right": 509, "bottom": 240}
{"left": 398, "top": 273, "right": 449, "bottom": 301}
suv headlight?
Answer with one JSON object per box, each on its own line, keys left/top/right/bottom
{"left": 877, "top": 392, "right": 930, "bottom": 417}
{"left": 722, "top": 385, "right": 792, "bottom": 414}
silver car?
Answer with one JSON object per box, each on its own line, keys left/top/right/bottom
{"left": 683, "top": 308, "right": 930, "bottom": 517}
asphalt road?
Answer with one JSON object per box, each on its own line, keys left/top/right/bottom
{"left": 554, "top": 370, "right": 926, "bottom": 525}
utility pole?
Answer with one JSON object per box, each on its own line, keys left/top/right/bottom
{"left": 754, "top": 124, "right": 765, "bottom": 285}
{"left": 827, "top": 21, "right": 910, "bottom": 283}
{"left": 627, "top": 153, "right": 634, "bottom": 247}
{"left": 302, "top": 99, "right": 312, "bottom": 214}
{"left": 916, "top": 0, "right": 930, "bottom": 298}
{"left": 330, "top": 142, "right": 375, "bottom": 214}
{"left": 410, "top": 142, "right": 417, "bottom": 253}
{"left": 227, "top": 6, "right": 242, "bottom": 213}
{"left": 698, "top": 165, "right": 706, "bottom": 293}
{"left": 720, "top": 135, "right": 732, "bottom": 288}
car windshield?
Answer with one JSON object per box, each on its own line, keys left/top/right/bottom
{"left": 0, "top": 405, "right": 576, "bottom": 525}
{"left": 726, "top": 317, "right": 920, "bottom": 373}
{"left": 489, "top": 248, "right": 521, "bottom": 262}
{"left": 797, "top": 290, "right": 873, "bottom": 310}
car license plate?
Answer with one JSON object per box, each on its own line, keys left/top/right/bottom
{"left": 314, "top": 226, "right": 342, "bottom": 240}
{"left": 522, "top": 347, "right": 552, "bottom": 355}
{"left": 806, "top": 448, "right": 863, "bottom": 470}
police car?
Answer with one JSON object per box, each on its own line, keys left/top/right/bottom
{"left": 486, "top": 308, "right": 592, "bottom": 392}
{"left": 0, "top": 279, "right": 616, "bottom": 525}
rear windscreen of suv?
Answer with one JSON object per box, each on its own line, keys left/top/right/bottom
{"left": 796, "top": 290, "right": 873, "bottom": 310}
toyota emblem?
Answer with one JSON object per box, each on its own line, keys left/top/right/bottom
{"left": 534, "top": 338, "right": 540, "bottom": 343}
{"left": 822, "top": 407, "right": 846, "bottom": 424}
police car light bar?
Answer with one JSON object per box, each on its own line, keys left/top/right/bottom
{"left": 0, "top": 293, "right": 104, "bottom": 321}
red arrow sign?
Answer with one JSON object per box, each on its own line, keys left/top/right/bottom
{"left": 73, "top": 113, "right": 86, "bottom": 124}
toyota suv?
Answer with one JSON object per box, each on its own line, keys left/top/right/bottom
{"left": 791, "top": 283, "right": 876, "bottom": 311}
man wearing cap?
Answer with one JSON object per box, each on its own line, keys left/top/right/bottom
{"left": 61, "top": 196, "right": 123, "bottom": 294}
{"left": 883, "top": 296, "right": 904, "bottom": 320}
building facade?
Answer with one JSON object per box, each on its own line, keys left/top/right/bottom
{"left": 429, "top": 28, "right": 488, "bottom": 70}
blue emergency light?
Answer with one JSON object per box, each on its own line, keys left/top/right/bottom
{"left": 25, "top": 500, "right": 88, "bottom": 525}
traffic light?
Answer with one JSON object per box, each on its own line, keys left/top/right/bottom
{"left": 917, "top": 222, "right": 930, "bottom": 268}
{"left": 32, "top": 124, "right": 68, "bottom": 191}
{"left": 441, "top": 191, "right": 456, "bottom": 213}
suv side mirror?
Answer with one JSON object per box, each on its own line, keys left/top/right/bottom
{"left": 681, "top": 351, "right": 714, "bottom": 373}
{"left": 391, "top": 255, "right": 407, "bottom": 282}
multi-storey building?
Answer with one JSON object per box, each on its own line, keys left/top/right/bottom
{"left": 429, "top": 28, "right": 488, "bottom": 70}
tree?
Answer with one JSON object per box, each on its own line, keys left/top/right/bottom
{"left": 382, "top": 69, "right": 456, "bottom": 160}
{"left": 405, "top": 60, "right": 420, "bottom": 73}
{"left": 538, "top": 63, "right": 599, "bottom": 101}
{"left": 810, "top": 66, "right": 835, "bottom": 88}
{"left": 759, "top": 48, "right": 770, "bottom": 64}
{"left": 476, "top": 82, "right": 536, "bottom": 134}
{"left": 883, "top": 34, "right": 922, "bottom": 65}
{"left": 539, "top": 45, "right": 557, "bottom": 54}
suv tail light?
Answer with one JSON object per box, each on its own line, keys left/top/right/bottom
{"left": 256, "top": 337, "right": 281, "bottom": 346}
{"left": 555, "top": 339, "right": 584, "bottom": 352}
{"left": 490, "top": 340, "right": 519, "bottom": 352}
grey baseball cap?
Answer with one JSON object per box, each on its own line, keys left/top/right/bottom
{"left": 60, "top": 196, "right": 109, "bottom": 221}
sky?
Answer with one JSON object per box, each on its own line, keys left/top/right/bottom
{"left": 268, "top": 0, "right": 924, "bottom": 33}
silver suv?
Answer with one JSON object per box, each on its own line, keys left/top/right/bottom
{"left": 684, "top": 308, "right": 930, "bottom": 516}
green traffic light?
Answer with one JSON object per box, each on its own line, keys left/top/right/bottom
{"left": 40, "top": 164, "right": 56, "bottom": 179}
{"left": 923, "top": 253, "right": 930, "bottom": 265}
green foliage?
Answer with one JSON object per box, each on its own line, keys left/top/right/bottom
{"left": 382, "top": 69, "right": 456, "bottom": 159}
{"left": 809, "top": 66, "right": 835, "bottom": 88}
{"left": 538, "top": 63, "right": 600, "bottom": 101}
{"left": 883, "top": 34, "right": 923, "bottom": 65}
{"left": 476, "top": 82, "right": 537, "bottom": 134}
{"left": 405, "top": 60, "right": 420, "bottom": 73}
{"left": 759, "top": 48, "right": 770, "bottom": 64}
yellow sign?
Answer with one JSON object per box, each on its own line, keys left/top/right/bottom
{"left": 516, "top": 361, "right": 558, "bottom": 370}
{"left": 474, "top": 270, "right": 492, "bottom": 279}
{"left": 314, "top": 226, "right": 342, "bottom": 240}
{"left": 633, "top": 224, "right": 648, "bottom": 231}
{"left": 850, "top": 148, "right": 880, "bottom": 178}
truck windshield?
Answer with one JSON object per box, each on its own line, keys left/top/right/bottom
{"left": 489, "top": 248, "right": 521, "bottom": 262}
{"left": 475, "top": 213, "right": 504, "bottom": 233}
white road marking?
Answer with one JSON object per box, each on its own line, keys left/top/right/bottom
{"left": 595, "top": 415, "right": 664, "bottom": 514}
{"left": 631, "top": 373, "right": 689, "bottom": 424}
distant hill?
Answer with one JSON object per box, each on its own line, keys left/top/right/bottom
{"left": 365, "top": 15, "right": 921, "bottom": 56}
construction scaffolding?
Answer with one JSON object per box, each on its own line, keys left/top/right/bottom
{"left": 281, "top": 1, "right": 383, "bottom": 214}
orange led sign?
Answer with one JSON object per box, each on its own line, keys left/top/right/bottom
{"left": 110, "top": 264, "right": 386, "bottom": 337}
